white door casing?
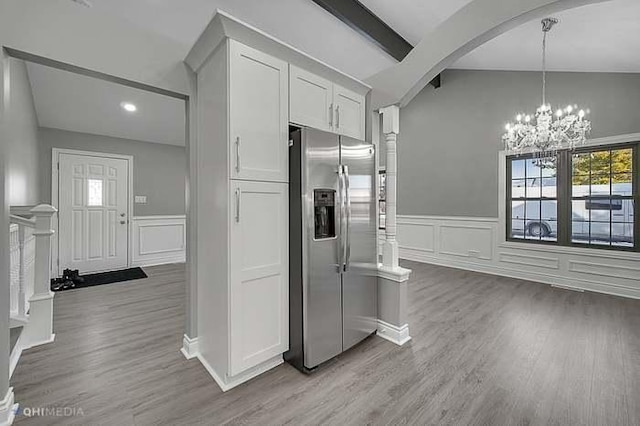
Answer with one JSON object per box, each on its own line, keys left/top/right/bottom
{"left": 229, "top": 180, "right": 288, "bottom": 376}
{"left": 58, "top": 152, "right": 130, "bottom": 274}
{"left": 229, "top": 40, "right": 289, "bottom": 183}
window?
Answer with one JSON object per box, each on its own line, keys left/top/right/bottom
{"left": 507, "top": 143, "right": 638, "bottom": 251}
{"left": 378, "top": 169, "right": 386, "bottom": 230}
{"left": 87, "top": 179, "right": 103, "bottom": 206}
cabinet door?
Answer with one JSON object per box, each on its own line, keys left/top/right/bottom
{"left": 229, "top": 180, "right": 288, "bottom": 376}
{"left": 333, "top": 84, "right": 366, "bottom": 140}
{"left": 289, "top": 65, "right": 333, "bottom": 132}
{"left": 229, "top": 41, "right": 289, "bottom": 182}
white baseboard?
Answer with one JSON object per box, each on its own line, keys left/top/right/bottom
{"left": 397, "top": 215, "right": 640, "bottom": 300}
{"left": 376, "top": 320, "right": 411, "bottom": 346}
{"left": 0, "top": 388, "right": 16, "bottom": 426}
{"left": 180, "top": 334, "right": 199, "bottom": 360}
{"left": 197, "top": 354, "right": 283, "bottom": 392}
{"left": 132, "top": 216, "right": 186, "bottom": 267}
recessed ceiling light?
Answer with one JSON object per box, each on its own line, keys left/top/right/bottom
{"left": 121, "top": 102, "right": 137, "bottom": 112}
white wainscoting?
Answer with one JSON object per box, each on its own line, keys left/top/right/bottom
{"left": 397, "top": 215, "right": 640, "bottom": 300}
{"left": 131, "top": 215, "right": 186, "bottom": 267}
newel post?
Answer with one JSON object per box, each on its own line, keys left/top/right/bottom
{"left": 376, "top": 105, "right": 412, "bottom": 346}
{"left": 24, "top": 204, "right": 57, "bottom": 348}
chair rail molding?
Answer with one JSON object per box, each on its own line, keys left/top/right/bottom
{"left": 132, "top": 215, "right": 186, "bottom": 267}
{"left": 397, "top": 214, "right": 640, "bottom": 300}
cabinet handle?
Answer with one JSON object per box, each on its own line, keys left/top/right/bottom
{"left": 235, "top": 188, "right": 241, "bottom": 223}
{"left": 336, "top": 105, "right": 340, "bottom": 129}
{"left": 329, "top": 104, "right": 333, "bottom": 128}
{"left": 235, "top": 136, "right": 241, "bottom": 173}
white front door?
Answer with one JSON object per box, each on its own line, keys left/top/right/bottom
{"left": 58, "top": 153, "right": 129, "bottom": 274}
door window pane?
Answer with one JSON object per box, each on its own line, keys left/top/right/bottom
{"left": 87, "top": 179, "right": 103, "bottom": 206}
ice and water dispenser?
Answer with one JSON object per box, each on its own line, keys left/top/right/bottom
{"left": 313, "top": 189, "right": 336, "bottom": 240}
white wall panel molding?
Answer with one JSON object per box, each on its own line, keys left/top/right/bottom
{"left": 397, "top": 215, "right": 640, "bottom": 300}
{"left": 132, "top": 215, "right": 186, "bottom": 267}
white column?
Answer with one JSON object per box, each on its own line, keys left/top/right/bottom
{"left": 17, "top": 225, "right": 26, "bottom": 319}
{"left": 376, "top": 105, "right": 412, "bottom": 346}
{"left": 380, "top": 105, "right": 400, "bottom": 269}
{"left": 23, "top": 204, "right": 57, "bottom": 348}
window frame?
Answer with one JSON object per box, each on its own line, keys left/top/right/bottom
{"left": 505, "top": 142, "right": 639, "bottom": 253}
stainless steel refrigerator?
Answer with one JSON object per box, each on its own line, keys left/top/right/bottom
{"left": 286, "top": 127, "right": 377, "bottom": 373}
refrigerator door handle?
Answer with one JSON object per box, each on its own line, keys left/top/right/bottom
{"left": 337, "top": 165, "right": 345, "bottom": 272}
{"left": 343, "top": 165, "right": 351, "bottom": 272}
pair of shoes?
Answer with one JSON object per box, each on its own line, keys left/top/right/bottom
{"left": 62, "top": 269, "right": 85, "bottom": 287}
{"left": 51, "top": 277, "right": 74, "bottom": 291}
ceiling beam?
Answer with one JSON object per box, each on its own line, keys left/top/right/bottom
{"left": 311, "top": 0, "right": 413, "bottom": 62}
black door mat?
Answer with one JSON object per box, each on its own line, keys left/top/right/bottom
{"left": 51, "top": 267, "right": 147, "bottom": 292}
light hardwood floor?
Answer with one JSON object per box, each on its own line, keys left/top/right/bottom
{"left": 11, "top": 260, "right": 640, "bottom": 425}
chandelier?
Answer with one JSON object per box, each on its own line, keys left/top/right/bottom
{"left": 502, "top": 18, "right": 591, "bottom": 156}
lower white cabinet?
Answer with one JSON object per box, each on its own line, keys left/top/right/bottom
{"left": 229, "top": 180, "right": 289, "bottom": 376}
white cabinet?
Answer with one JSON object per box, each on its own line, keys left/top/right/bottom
{"left": 333, "top": 84, "right": 366, "bottom": 140}
{"left": 289, "top": 65, "right": 366, "bottom": 140}
{"left": 290, "top": 66, "right": 333, "bottom": 132}
{"left": 229, "top": 180, "right": 288, "bottom": 375}
{"left": 229, "top": 41, "right": 289, "bottom": 182}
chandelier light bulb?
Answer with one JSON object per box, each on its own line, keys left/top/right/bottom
{"left": 578, "top": 110, "right": 585, "bottom": 118}
{"left": 566, "top": 105, "right": 573, "bottom": 113}
{"left": 516, "top": 114, "right": 522, "bottom": 122}
{"left": 525, "top": 115, "right": 531, "bottom": 123}
{"left": 556, "top": 109, "right": 563, "bottom": 117}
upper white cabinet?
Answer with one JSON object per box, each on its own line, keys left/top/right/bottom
{"left": 229, "top": 41, "right": 289, "bottom": 183}
{"left": 290, "top": 66, "right": 333, "bottom": 132}
{"left": 289, "top": 65, "right": 366, "bottom": 140}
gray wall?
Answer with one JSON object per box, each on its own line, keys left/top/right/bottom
{"left": 7, "top": 58, "right": 40, "bottom": 206}
{"left": 398, "top": 69, "right": 640, "bottom": 218}
{"left": 39, "top": 127, "right": 186, "bottom": 216}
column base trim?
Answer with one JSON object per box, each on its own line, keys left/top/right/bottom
{"left": 377, "top": 264, "right": 412, "bottom": 282}
{"left": 180, "top": 334, "right": 199, "bottom": 360}
{"left": 376, "top": 320, "right": 411, "bottom": 346}
{"left": 197, "top": 354, "right": 283, "bottom": 392}
{"left": 0, "top": 387, "right": 16, "bottom": 426}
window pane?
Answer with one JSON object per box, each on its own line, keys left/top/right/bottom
{"left": 572, "top": 153, "right": 590, "bottom": 176}
{"left": 612, "top": 199, "right": 633, "bottom": 222}
{"left": 572, "top": 221, "right": 589, "bottom": 243}
{"left": 591, "top": 174, "right": 610, "bottom": 196}
{"left": 87, "top": 179, "right": 103, "bottom": 206}
{"left": 511, "top": 219, "right": 525, "bottom": 239}
{"left": 511, "top": 159, "right": 525, "bottom": 179}
{"left": 511, "top": 200, "right": 525, "bottom": 220}
{"left": 612, "top": 223, "right": 634, "bottom": 246}
{"left": 526, "top": 159, "right": 541, "bottom": 178}
{"left": 526, "top": 178, "right": 541, "bottom": 198}
{"left": 541, "top": 177, "right": 557, "bottom": 198}
{"left": 541, "top": 200, "right": 558, "bottom": 222}
{"left": 525, "top": 200, "right": 540, "bottom": 220}
{"left": 612, "top": 148, "right": 633, "bottom": 173}
{"left": 589, "top": 151, "right": 611, "bottom": 175}
{"left": 572, "top": 200, "right": 589, "bottom": 222}
{"left": 612, "top": 173, "right": 632, "bottom": 196}
{"left": 572, "top": 175, "right": 590, "bottom": 197}
{"left": 511, "top": 179, "right": 526, "bottom": 199}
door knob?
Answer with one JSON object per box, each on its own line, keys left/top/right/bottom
{"left": 120, "top": 220, "right": 126, "bottom": 225}
{"left": 120, "top": 213, "right": 126, "bottom": 217}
